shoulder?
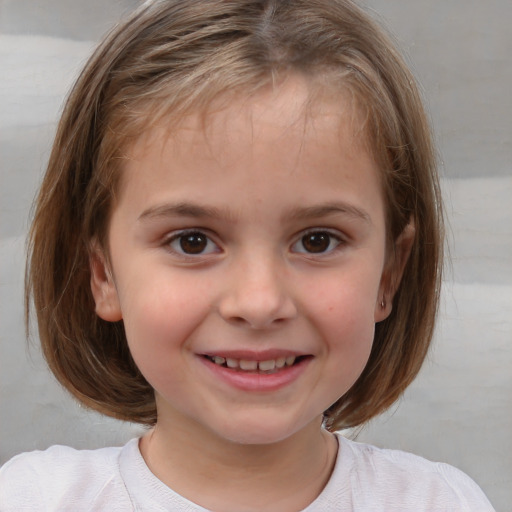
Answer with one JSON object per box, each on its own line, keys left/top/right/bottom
{"left": 0, "top": 441, "right": 135, "bottom": 511}
{"left": 332, "top": 434, "right": 495, "bottom": 511}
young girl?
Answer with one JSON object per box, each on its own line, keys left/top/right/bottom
{"left": 0, "top": 0, "right": 495, "bottom": 510}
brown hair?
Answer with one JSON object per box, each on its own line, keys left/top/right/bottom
{"left": 26, "top": 0, "right": 443, "bottom": 430}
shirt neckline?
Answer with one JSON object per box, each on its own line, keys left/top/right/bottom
{"left": 118, "top": 433, "right": 353, "bottom": 511}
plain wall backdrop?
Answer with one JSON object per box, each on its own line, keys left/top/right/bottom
{"left": 1, "top": 1, "right": 510, "bottom": 510}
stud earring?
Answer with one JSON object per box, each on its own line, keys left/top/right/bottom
{"left": 380, "top": 298, "right": 386, "bottom": 309}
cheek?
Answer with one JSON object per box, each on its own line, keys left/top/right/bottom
{"left": 119, "top": 293, "right": 206, "bottom": 396}
{"left": 116, "top": 275, "right": 213, "bottom": 364}
{"left": 305, "top": 286, "right": 376, "bottom": 410}
{"left": 306, "top": 275, "right": 379, "bottom": 360}
{"left": 323, "top": 298, "right": 376, "bottom": 360}
{"left": 324, "top": 299, "right": 376, "bottom": 398}
{"left": 308, "top": 269, "right": 380, "bottom": 324}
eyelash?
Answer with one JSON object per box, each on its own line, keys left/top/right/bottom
{"left": 163, "top": 228, "right": 345, "bottom": 258}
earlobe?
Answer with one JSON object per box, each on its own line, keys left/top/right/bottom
{"left": 374, "top": 294, "right": 391, "bottom": 323}
{"left": 374, "top": 220, "right": 416, "bottom": 322}
{"left": 89, "top": 245, "right": 123, "bottom": 322}
{"left": 374, "top": 295, "right": 390, "bottom": 322}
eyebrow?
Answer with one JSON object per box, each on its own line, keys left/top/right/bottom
{"left": 138, "top": 201, "right": 371, "bottom": 224}
{"left": 138, "top": 202, "right": 228, "bottom": 222}
{"left": 286, "top": 202, "right": 372, "bottom": 224}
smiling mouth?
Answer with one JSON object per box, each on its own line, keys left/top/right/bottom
{"left": 203, "top": 355, "right": 309, "bottom": 374}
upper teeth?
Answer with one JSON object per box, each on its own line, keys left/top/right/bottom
{"left": 209, "top": 355, "right": 296, "bottom": 371}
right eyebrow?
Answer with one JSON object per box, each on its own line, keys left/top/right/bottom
{"left": 137, "top": 202, "right": 231, "bottom": 222}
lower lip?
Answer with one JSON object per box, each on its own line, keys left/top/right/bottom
{"left": 200, "top": 357, "right": 311, "bottom": 392}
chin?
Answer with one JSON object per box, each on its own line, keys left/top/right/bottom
{"left": 209, "top": 414, "right": 317, "bottom": 447}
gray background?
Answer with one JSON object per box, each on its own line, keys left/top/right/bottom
{"left": 1, "top": 1, "right": 510, "bottom": 510}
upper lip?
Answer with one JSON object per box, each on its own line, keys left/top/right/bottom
{"left": 198, "top": 349, "right": 309, "bottom": 361}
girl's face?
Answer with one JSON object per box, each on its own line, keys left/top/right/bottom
{"left": 92, "top": 77, "right": 394, "bottom": 445}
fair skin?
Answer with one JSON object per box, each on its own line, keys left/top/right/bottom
{"left": 91, "top": 76, "right": 413, "bottom": 511}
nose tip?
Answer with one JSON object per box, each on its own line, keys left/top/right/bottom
{"left": 222, "top": 296, "right": 297, "bottom": 329}
{"left": 218, "top": 264, "right": 297, "bottom": 329}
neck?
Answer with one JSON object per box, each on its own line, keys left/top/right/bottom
{"left": 140, "top": 417, "right": 338, "bottom": 512}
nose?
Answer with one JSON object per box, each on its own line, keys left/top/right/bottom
{"left": 218, "top": 253, "right": 298, "bottom": 329}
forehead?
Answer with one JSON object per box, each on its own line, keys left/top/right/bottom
{"left": 111, "top": 76, "right": 385, "bottom": 232}
{"left": 126, "top": 75, "right": 370, "bottom": 172}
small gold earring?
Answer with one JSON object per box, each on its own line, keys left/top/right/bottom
{"left": 380, "top": 299, "right": 386, "bottom": 309}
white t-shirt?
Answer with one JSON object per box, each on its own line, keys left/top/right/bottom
{"left": 0, "top": 434, "right": 494, "bottom": 511}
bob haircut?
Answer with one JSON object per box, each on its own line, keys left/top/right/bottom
{"left": 26, "top": 0, "right": 443, "bottom": 430}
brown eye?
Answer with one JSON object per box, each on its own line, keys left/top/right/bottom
{"left": 292, "top": 231, "right": 342, "bottom": 254}
{"left": 180, "top": 233, "right": 207, "bottom": 254}
{"left": 169, "top": 231, "right": 219, "bottom": 256}
{"left": 301, "top": 232, "right": 331, "bottom": 253}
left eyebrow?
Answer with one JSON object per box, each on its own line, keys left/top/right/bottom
{"left": 286, "top": 202, "right": 372, "bottom": 225}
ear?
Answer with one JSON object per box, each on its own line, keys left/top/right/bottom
{"left": 89, "top": 243, "right": 123, "bottom": 322}
{"left": 374, "top": 220, "right": 415, "bottom": 322}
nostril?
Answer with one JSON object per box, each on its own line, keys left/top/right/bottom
{"left": 227, "top": 314, "right": 289, "bottom": 329}
{"left": 230, "top": 316, "right": 247, "bottom": 325}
